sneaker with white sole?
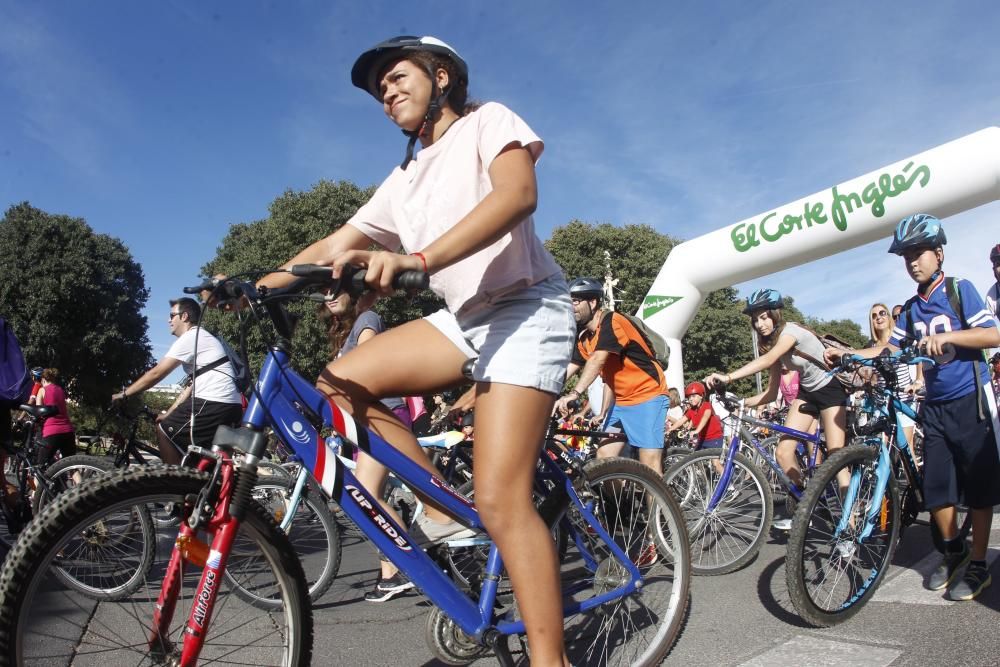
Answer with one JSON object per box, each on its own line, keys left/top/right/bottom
{"left": 364, "top": 572, "right": 415, "bottom": 602}
{"left": 947, "top": 562, "right": 991, "bottom": 601}
{"left": 772, "top": 518, "right": 792, "bottom": 531}
{"left": 928, "top": 544, "right": 970, "bottom": 591}
{"left": 410, "top": 513, "right": 476, "bottom": 548}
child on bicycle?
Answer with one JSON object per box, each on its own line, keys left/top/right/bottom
{"left": 826, "top": 214, "right": 1000, "bottom": 601}
{"left": 667, "top": 382, "right": 723, "bottom": 449}
{"left": 705, "top": 289, "right": 849, "bottom": 523}
{"left": 260, "top": 36, "right": 575, "bottom": 664}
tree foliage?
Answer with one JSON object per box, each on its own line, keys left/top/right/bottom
{"left": 0, "top": 202, "right": 153, "bottom": 405}
{"left": 544, "top": 221, "right": 680, "bottom": 316}
{"left": 200, "top": 180, "right": 444, "bottom": 384}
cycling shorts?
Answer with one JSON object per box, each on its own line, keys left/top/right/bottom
{"left": 424, "top": 275, "right": 574, "bottom": 396}
{"left": 603, "top": 395, "right": 668, "bottom": 449}
{"left": 796, "top": 380, "right": 847, "bottom": 412}
{"left": 922, "top": 388, "right": 1000, "bottom": 510}
{"left": 699, "top": 437, "right": 724, "bottom": 449}
{"left": 160, "top": 398, "right": 243, "bottom": 451}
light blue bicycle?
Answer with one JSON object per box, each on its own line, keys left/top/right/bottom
{"left": 785, "top": 346, "right": 968, "bottom": 626}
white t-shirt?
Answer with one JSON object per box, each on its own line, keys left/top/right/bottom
{"left": 347, "top": 102, "right": 563, "bottom": 314}
{"left": 165, "top": 327, "right": 243, "bottom": 404}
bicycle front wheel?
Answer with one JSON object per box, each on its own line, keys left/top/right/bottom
{"left": 560, "top": 457, "right": 691, "bottom": 666}
{"left": 0, "top": 465, "right": 312, "bottom": 665}
{"left": 664, "top": 449, "right": 772, "bottom": 575}
{"left": 786, "top": 445, "right": 900, "bottom": 627}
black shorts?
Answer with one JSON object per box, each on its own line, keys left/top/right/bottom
{"left": 922, "top": 390, "right": 1000, "bottom": 510}
{"left": 36, "top": 432, "right": 77, "bottom": 466}
{"left": 160, "top": 398, "right": 243, "bottom": 452}
{"left": 796, "top": 380, "right": 847, "bottom": 412}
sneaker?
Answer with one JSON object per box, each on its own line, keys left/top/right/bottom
{"left": 410, "top": 513, "right": 476, "bottom": 548}
{"left": 947, "top": 562, "right": 992, "bottom": 601}
{"left": 634, "top": 540, "right": 658, "bottom": 567}
{"left": 927, "top": 544, "right": 970, "bottom": 591}
{"left": 772, "top": 518, "right": 792, "bottom": 532}
{"left": 364, "top": 572, "right": 415, "bottom": 602}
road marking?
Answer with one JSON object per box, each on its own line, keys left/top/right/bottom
{"left": 740, "top": 635, "right": 901, "bottom": 666}
{"left": 873, "top": 546, "right": 999, "bottom": 605}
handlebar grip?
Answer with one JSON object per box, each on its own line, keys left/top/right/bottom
{"left": 290, "top": 264, "right": 333, "bottom": 278}
{"left": 395, "top": 270, "right": 430, "bottom": 290}
{"left": 183, "top": 279, "right": 216, "bottom": 294}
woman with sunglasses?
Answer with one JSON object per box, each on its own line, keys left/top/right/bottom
{"left": 868, "top": 303, "right": 923, "bottom": 450}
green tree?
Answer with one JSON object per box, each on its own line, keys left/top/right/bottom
{"left": 544, "top": 221, "right": 680, "bottom": 315}
{"left": 0, "top": 202, "right": 153, "bottom": 405}
{"left": 201, "top": 180, "right": 443, "bottom": 383}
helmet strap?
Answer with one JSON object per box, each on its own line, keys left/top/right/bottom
{"left": 918, "top": 269, "right": 943, "bottom": 296}
{"left": 399, "top": 79, "right": 451, "bottom": 169}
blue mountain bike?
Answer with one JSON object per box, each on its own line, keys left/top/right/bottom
{"left": 664, "top": 394, "right": 826, "bottom": 575}
{"left": 784, "top": 347, "right": 970, "bottom": 626}
{"left": 0, "top": 266, "right": 690, "bottom": 666}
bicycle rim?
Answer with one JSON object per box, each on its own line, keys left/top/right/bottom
{"left": 0, "top": 466, "right": 312, "bottom": 665}
{"left": 787, "top": 445, "right": 900, "bottom": 626}
{"left": 559, "top": 458, "right": 690, "bottom": 666}
{"left": 664, "top": 451, "right": 771, "bottom": 575}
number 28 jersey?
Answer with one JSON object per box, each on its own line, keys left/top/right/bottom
{"left": 889, "top": 275, "right": 996, "bottom": 403}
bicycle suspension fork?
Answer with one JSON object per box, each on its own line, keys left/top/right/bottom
{"left": 148, "top": 446, "right": 255, "bottom": 663}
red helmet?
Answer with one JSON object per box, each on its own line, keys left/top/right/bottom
{"left": 684, "top": 381, "right": 706, "bottom": 397}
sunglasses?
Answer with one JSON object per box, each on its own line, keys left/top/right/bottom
{"left": 870, "top": 310, "right": 889, "bottom": 319}
{"left": 169, "top": 312, "right": 182, "bottom": 319}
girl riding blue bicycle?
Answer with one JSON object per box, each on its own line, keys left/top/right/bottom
{"left": 257, "top": 35, "right": 576, "bottom": 665}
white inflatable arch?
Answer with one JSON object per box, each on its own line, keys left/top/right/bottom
{"left": 640, "top": 127, "right": 1000, "bottom": 390}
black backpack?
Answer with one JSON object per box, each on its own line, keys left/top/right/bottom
{"left": 0, "top": 317, "right": 32, "bottom": 409}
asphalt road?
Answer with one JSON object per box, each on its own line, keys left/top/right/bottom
{"left": 310, "top": 513, "right": 1000, "bottom": 666}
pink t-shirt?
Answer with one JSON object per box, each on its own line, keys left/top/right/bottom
{"left": 779, "top": 371, "right": 800, "bottom": 406}
{"left": 347, "top": 102, "right": 562, "bottom": 314}
{"left": 41, "top": 383, "right": 75, "bottom": 438}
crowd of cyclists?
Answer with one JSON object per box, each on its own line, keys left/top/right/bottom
{"left": 1, "top": 31, "right": 1000, "bottom": 665}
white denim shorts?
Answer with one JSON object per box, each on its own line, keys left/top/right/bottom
{"left": 424, "top": 274, "right": 575, "bottom": 395}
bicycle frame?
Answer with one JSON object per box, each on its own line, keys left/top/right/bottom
{"left": 835, "top": 394, "right": 920, "bottom": 541}
{"left": 709, "top": 409, "right": 824, "bottom": 511}
{"left": 175, "top": 345, "right": 644, "bottom": 649}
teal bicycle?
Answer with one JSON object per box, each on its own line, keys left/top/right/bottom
{"left": 785, "top": 346, "right": 970, "bottom": 626}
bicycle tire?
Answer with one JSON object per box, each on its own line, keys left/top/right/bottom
{"left": 30, "top": 454, "right": 113, "bottom": 516}
{"left": 786, "top": 445, "right": 900, "bottom": 627}
{"left": 559, "top": 457, "right": 690, "bottom": 666}
{"left": 242, "top": 479, "right": 342, "bottom": 605}
{"left": 0, "top": 465, "right": 313, "bottom": 665}
{"left": 663, "top": 449, "right": 772, "bottom": 575}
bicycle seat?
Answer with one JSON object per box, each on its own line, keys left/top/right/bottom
{"left": 798, "top": 403, "right": 820, "bottom": 418}
{"left": 18, "top": 405, "right": 58, "bottom": 419}
{"left": 417, "top": 431, "right": 465, "bottom": 449}
{"left": 460, "top": 357, "right": 476, "bottom": 380}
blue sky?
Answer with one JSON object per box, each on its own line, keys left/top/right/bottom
{"left": 2, "top": 1, "right": 999, "bottom": 380}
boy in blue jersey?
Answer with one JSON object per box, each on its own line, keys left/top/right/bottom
{"left": 827, "top": 214, "right": 1000, "bottom": 601}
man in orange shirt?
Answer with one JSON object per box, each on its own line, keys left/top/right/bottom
{"left": 555, "top": 278, "right": 669, "bottom": 475}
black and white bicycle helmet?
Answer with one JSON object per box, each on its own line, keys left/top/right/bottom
{"left": 351, "top": 35, "right": 469, "bottom": 168}
{"left": 888, "top": 213, "right": 947, "bottom": 255}
{"left": 742, "top": 288, "right": 783, "bottom": 314}
{"left": 568, "top": 277, "right": 604, "bottom": 301}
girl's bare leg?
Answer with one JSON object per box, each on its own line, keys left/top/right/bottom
{"left": 472, "top": 382, "right": 569, "bottom": 667}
